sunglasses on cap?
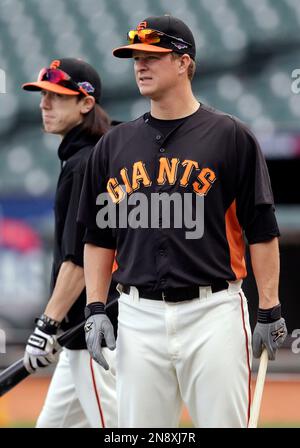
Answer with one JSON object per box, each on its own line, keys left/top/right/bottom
{"left": 127, "top": 28, "right": 192, "bottom": 47}
{"left": 37, "top": 68, "right": 94, "bottom": 97}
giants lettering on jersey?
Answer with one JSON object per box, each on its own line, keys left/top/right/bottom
{"left": 107, "top": 157, "right": 216, "bottom": 204}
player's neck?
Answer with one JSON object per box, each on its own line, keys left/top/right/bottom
{"left": 150, "top": 85, "right": 199, "bottom": 120}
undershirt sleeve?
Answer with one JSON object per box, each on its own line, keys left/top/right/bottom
{"left": 61, "top": 170, "right": 86, "bottom": 266}
{"left": 234, "top": 121, "right": 279, "bottom": 243}
{"left": 77, "top": 137, "right": 116, "bottom": 249}
{"left": 244, "top": 204, "right": 280, "bottom": 244}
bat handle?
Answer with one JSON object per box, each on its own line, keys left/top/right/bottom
{"left": 248, "top": 348, "right": 269, "bottom": 428}
{"left": 57, "top": 321, "right": 85, "bottom": 346}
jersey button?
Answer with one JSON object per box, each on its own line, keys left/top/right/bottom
{"left": 159, "top": 147, "right": 165, "bottom": 153}
{"left": 156, "top": 135, "right": 162, "bottom": 141}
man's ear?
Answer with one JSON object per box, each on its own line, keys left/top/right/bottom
{"left": 80, "top": 95, "right": 95, "bottom": 114}
{"left": 178, "top": 54, "right": 191, "bottom": 75}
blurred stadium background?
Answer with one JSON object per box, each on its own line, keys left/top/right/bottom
{"left": 0, "top": 0, "right": 299, "bottom": 427}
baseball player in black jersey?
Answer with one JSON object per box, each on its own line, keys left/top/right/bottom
{"left": 78, "top": 16, "right": 287, "bottom": 428}
{"left": 22, "top": 59, "right": 118, "bottom": 428}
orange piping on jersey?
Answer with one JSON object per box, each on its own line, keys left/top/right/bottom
{"left": 112, "top": 257, "right": 118, "bottom": 273}
{"left": 225, "top": 200, "right": 247, "bottom": 279}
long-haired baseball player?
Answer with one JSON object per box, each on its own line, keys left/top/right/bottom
{"left": 21, "top": 59, "right": 118, "bottom": 428}
{"left": 78, "top": 16, "right": 287, "bottom": 427}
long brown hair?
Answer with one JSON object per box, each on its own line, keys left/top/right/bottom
{"left": 77, "top": 95, "right": 111, "bottom": 138}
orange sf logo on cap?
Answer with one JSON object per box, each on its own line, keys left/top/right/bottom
{"left": 137, "top": 21, "right": 147, "bottom": 31}
{"left": 50, "top": 60, "right": 61, "bottom": 69}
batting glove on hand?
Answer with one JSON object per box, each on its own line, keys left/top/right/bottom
{"left": 24, "top": 314, "right": 61, "bottom": 373}
{"left": 84, "top": 302, "right": 116, "bottom": 370}
{"left": 252, "top": 304, "right": 287, "bottom": 361}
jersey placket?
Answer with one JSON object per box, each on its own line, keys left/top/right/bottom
{"left": 151, "top": 125, "right": 183, "bottom": 293}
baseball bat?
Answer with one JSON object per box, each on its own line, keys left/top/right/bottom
{"left": 0, "top": 297, "right": 118, "bottom": 397}
{"left": 248, "top": 348, "right": 269, "bottom": 428}
{"left": 0, "top": 321, "right": 85, "bottom": 397}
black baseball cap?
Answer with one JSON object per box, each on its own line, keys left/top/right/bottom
{"left": 22, "top": 58, "right": 102, "bottom": 103}
{"left": 113, "top": 15, "right": 196, "bottom": 60}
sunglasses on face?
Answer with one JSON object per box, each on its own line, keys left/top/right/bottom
{"left": 127, "top": 28, "right": 192, "bottom": 48}
{"left": 37, "top": 68, "right": 90, "bottom": 97}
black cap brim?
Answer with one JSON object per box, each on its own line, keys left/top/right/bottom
{"left": 113, "top": 43, "right": 173, "bottom": 58}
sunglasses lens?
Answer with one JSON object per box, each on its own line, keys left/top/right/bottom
{"left": 38, "top": 68, "right": 70, "bottom": 84}
{"left": 128, "top": 30, "right": 136, "bottom": 44}
{"left": 144, "top": 30, "right": 162, "bottom": 43}
{"left": 37, "top": 68, "right": 47, "bottom": 82}
{"left": 127, "top": 29, "right": 162, "bottom": 45}
{"left": 36, "top": 68, "right": 90, "bottom": 97}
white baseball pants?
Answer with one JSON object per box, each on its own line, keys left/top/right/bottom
{"left": 36, "top": 348, "right": 117, "bottom": 428}
{"left": 116, "top": 281, "right": 252, "bottom": 428}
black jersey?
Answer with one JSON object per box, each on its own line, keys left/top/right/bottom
{"left": 78, "top": 105, "right": 279, "bottom": 292}
{"left": 52, "top": 124, "right": 118, "bottom": 349}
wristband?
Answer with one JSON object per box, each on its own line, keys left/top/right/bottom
{"left": 84, "top": 302, "right": 105, "bottom": 319}
{"left": 36, "top": 313, "right": 60, "bottom": 335}
{"left": 257, "top": 303, "right": 281, "bottom": 324}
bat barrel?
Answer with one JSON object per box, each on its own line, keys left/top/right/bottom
{"left": 0, "top": 321, "right": 85, "bottom": 397}
{"left": 0, "top": 360, "right": 28, "bottom": 397}
{"left": 248, "top": 348, "right": 269, "bottom": 428}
